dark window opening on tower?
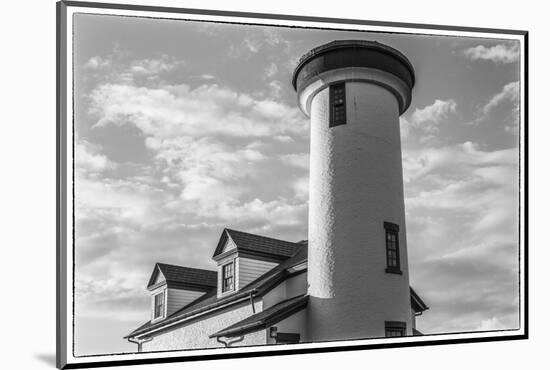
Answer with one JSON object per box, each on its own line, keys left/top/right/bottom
{"left": 329, "top": 82, "right": 346, "bottom": 127}
{"left": 384, "top": 222, "right": 402, "bottom": 274}
{"left": 385, "top": 321, "right": 406, "bottom": 337}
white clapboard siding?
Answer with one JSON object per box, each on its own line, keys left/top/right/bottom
{"left": 153, "top": 269, "right": 165, "bottom": 285}
{"left": 238, "top": 257, "right": 278, "bottom": 289}
{"left": 166, "top": 288, "right": 205, "bottom": 316}
{"left": 221, "top": 238, "right": 237, "bottom": 254}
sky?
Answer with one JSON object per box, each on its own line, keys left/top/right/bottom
{"left": 73, "top": 13, "right": 521, "bottom": 356}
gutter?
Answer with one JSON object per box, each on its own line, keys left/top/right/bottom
{"left": 209, "top": 320, "right": 264, "bottom": 339}
{"left": 130, "top": 294, "right": 251, "bottom": 339}
{"left": 127, "top": 337, "right": 153, "bottom": 352}
{"left": 216, "top": 335, "right": 245, "bottom": 348}
{"left": 249, "top": 289, "right": 258, "bottom": 313}
{"left": 210, "top": 295, "right": 309, "bottom": 338}
{"left": 128, "top": 257, "right": 307, "bottom": 339}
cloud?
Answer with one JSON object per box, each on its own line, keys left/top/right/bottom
{"left": 404, "top": 141, "right": 519, "bottom": 333}
{"left": 469, "top": 81, "right": 520, "bottom": 131}
{"left": 264, "top": 62, "right": 279, "bottom": 78}
{"left": 281, "top": 153, "right": 309, "bottom": 170}
{"left": 76, "top": 176, "right": 168, "bottom": 231}
{"left": 402, "top": 99, "right": 457, "bottom": 139}
{"left": 412, "top": 99, "right": 457, "bottom": 128}
{"left": 274, "top": 135, "right": 294, "bottom": 143}
{"left": 292, "top": 176, "right": 309, "bottom": 201}
{"left": 230, "top": 29, "right": 292, "bottom": 58}
{"left": 84, "top": 56, "right": 111, "bottom": 69}
{"left": 85, "top": 68, "right": 310, "bottom": 235}
{"left": 83, "top": 53, "right": 185, "bottom": 84}
{"left": 403, "top": 141, "right": 516, "bottom": 184}
{"left": 75, "top": 140, "right": 115, "bottom": 173}
{"left": 89, "top": 83, "right": 308, "bottom": 139}
{"left": 148, "top": 137, "right": 307, "bottom": 228}
{"left": 145, "top": 136, "right": 266, "bottom": 209}
{"left": 129, "top": 56, "right": 184, "bottom": 75}
{"left": 482, "top": 81, "right": 519, "bottom": 115}
{"left": 267, "top": 80, "right": 283, "bottom": 98}
{"left": 464, "top": 43, "right": 520, "bottom": 64}
{"left": 477, "top": 317, "right": 509, "bottom": 331}
{"left": 199, "top": 74, "right": 216, "bottom": 80}
{"left": 243, "top": 37, "right": 261, "bottom": 53}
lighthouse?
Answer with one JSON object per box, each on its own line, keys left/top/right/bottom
{"left": 292, "top": 40, "right": 416, "bottom": 341}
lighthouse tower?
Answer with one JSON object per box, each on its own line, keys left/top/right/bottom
{"left": 292, "top": 40, "right": 415, "bottom": 341}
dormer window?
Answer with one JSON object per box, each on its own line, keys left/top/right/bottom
{"left": 154, "top": 291, "right": 165, "bottom": 319}
{"left": 222, "top": 262, "right": 235, "bottom": 293}
{"left": 212, "top": 229, "right": 300, "bottom": 297}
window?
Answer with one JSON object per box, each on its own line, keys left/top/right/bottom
{"left": 154, "top": 292, "right": 164, "bottom": 319}
{"left": 384, "top": 222, "right": 401, "bottom": 274}
{"left": 329, "top": 83, "right": 346, "bottom": 127}
{"left": 275, "top": 333, "right": 301, "bottom": 344}
{"left": 385, "top": 321, "right": 406, "bottom": 337}
{"left": 222, "top": 261, "right": 235, "bottom": 292}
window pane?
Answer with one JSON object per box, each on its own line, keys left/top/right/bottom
{"left": 385, "top": 328, "right": 404, "bottom": 337}
{"left": 330, "top": 83, "right": 346, "bottom": 127}
{"left": 154, "top": 292, "right": 164, "bottom": 318}
{"left": 222, "top": 262, "right": 235, "bottom": 292}
{"left": 385, "top": 229, "right": 400, "bottom": 270}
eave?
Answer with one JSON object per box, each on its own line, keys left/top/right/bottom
{"left": 209, "top": 295, "right": 309, "bottom": 338}
{"left": 126, "top": 258, "right": 308, "bottom": 339}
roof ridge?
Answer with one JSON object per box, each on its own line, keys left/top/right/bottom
{"left": 156, "top": 262, "right": 216, "bottom": 273}
{"left": 225, "top": 228, "right": 303, "bottom": 244}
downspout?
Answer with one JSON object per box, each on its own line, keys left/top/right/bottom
{"left": 216, "top": 335, "right": 245, "bottom": 348}
{"left": 127, "top": 337, "right": 153, "bottom": 352}
{"left": 248, "top": 289, "right": 258, "bottom": 314}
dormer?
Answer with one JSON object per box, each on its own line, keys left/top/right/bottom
{"left": 212, "top": 229, "right": 304, "bottom": 298}
{"left": 146, "top": 263, "right": 216, "bottom": 323}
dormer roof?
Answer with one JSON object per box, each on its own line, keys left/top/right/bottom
{"left": 147, "top": 263, "right": 217, "bottom": 291}
{"left": 212, "top": 228, "right": 305, "bottom": 261}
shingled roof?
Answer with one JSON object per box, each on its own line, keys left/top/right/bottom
{"left": 210, "top": 294, "right": 309, "bottom": 338}
{"left": 127, "top": 230, "right": 428, "bottom": 340}
{"left": 212, "top": 228, "right": 304, "bottom": 260}
{"left": 127, "top": 244, "right": 308, "bottom": 339}
{"left": 410, "top": 286, "right": 429, "bottom": 312}
{"left": 147, "top": 263, "right": 217, "bottom": 290}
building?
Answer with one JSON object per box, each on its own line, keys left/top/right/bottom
{"left": 125, "top": 40, "right": 429, "bottom": 351}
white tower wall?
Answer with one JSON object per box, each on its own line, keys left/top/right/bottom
{"left": 307, "top": 80, "right": 411, "bottom": 340}
{"left": 293, "top": 41, "right": 416, "bottom": 342}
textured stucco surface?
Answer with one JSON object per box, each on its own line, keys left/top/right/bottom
{"left": 141, "top": 300, "right": 264, "bottom": 351}
{"left": 305, "top": 78, "right": 413, "bottom": 341}
{"left": 266, "top": 309, "right": 308, "bottom": 345}
{"left": 262, "top": 272, "right": 307, "bottom": 309}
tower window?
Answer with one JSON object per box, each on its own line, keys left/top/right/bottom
{"left": 384, "top": 222, "right": 402, "bottom": 274}
{"left": 329, "top": 83, "right": 346, "bottom": 127}
{"left": 154, "top": 291, "right": 165, "bottom": 319}
{"left": 222, "top": 261, "right": 235, "bottom": 292}
{"left": 385, "top": 321, "right": 406, "bottom": 337}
